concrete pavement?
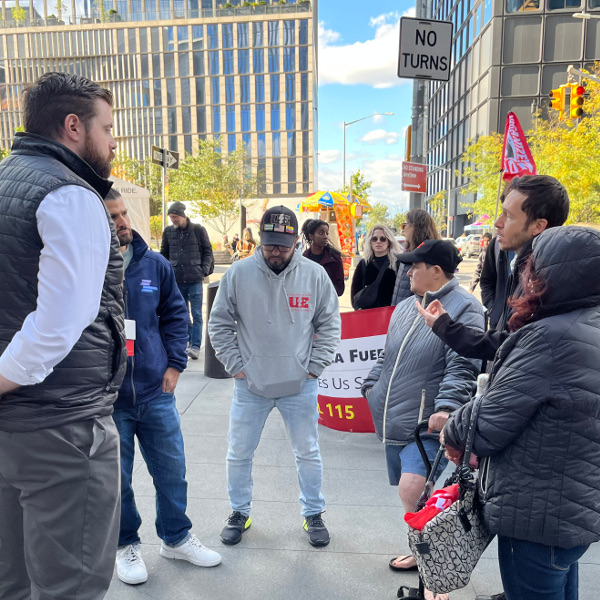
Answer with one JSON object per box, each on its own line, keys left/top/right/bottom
{"left": 105, "top": 257, "right": 600, "bottom": 600}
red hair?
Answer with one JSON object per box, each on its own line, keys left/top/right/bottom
{"left": 508, "top": 254, "right": 547, "bottom": 332}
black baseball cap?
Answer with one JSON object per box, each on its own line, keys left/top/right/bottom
{"left": 398, "top": 239, "right": 462, "bottom": 273}
{"left": 259, "top": 206, "right": 299, "bottom": 248}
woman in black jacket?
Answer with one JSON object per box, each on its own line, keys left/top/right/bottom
{"left": 301, "top": 219, "right": 345, "bottom": 296}
{"left": 350, "top": 224, "right": 401, "bottom": 310}
{"left": 442, "top": 226, "right": 600, "bottom": 600}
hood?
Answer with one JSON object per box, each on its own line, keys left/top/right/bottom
{"left": 532, "top": 226, "right": 600, "bottom": 317}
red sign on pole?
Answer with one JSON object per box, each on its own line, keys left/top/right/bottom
{"left": 402, "top": 161, "right": 427, "bottom": 193}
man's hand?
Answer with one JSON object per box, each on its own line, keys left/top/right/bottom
{"left": 234, "top": 372, "right": 246, "bottom": 378}
{"left": 415, "top": 299, "right": 447, "bottom": 329}
{"left": 162, "top": 367, "right": 181, "bottom": 393}
{"left": 308, "top": 373, "right": 317, "bottom": 379}
{"left": 428, "top": 410, "right": 450, "bottom": 433}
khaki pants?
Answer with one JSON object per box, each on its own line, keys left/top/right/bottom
{"left": 0, "top": 415, "right": 120, "bottom": 600}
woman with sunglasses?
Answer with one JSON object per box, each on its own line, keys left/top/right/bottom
{"left": 391, "top": 209, "right": 441, "bottom": 305}
{"left": 350, "top": 224, "right": 401, "bottom": 310}
{"left": 301, "top": 219, "right": 345, "bottom": 296}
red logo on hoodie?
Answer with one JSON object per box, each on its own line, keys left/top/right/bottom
{"left": 289, "top": 295, "right": 311, "bottom": 310}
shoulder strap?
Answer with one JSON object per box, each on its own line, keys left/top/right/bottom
{"left": 461, "top": 396, "right": 483, "bottom": 468}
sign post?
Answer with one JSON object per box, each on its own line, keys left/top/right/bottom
{"left": 402, "top": 161, "right": 427, "bottom": 194}
{"left": 151, "top": 145, "right": 179, "bottom": 231}
{"left": 398, "top": 17, "right": 453, "bottom": 82}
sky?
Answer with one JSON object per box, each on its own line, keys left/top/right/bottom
{"left": 316, "top": 0, "right": 417, "bottom": 215}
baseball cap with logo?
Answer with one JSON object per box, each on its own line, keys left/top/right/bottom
{"left": 398, "top": 239, "right": 462, "bottom": 273}
{"left": 259, "top": 205, "right": 299, "bottom": 248}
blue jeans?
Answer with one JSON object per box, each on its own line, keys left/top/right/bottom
{"left": 498, "top": 536, "right": 589, "bottom": 600}
{"left": 385, "top": 439, "right": 448, "bottom": 485}
{"left": 112, "top": 392, "right": 192, "bottom": 547}
{"left": 178, "top": 282, "right": 203, "bottom": 349}
{"left": 227, "top": 378, "right": 325, "bottom": 517}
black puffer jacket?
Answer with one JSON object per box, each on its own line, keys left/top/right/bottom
{"left": 444, "top": 226, "right": 600, "bottom": 549}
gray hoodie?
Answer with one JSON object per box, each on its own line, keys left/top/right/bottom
{"left": 208, "top": 246, "right": 341, "bottom": 399}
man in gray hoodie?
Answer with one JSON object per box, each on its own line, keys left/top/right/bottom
{"left": 208, "top": 206, "right": 341, "bottom": 548}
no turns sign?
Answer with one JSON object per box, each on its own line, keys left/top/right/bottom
{"left": 398, "top": 17, "right": 453, "bottom": 82}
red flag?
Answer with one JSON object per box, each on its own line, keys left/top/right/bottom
{"left": 501, "top": 112, "right": 537, "bottom": 182}
{"left": 317, "top": 306, "right": 394, "bottom": 433}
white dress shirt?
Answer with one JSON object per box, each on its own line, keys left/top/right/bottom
{"left": 0, "top": 185, "right": 111, "bottom": 386}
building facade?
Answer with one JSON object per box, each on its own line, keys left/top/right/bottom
{"left": 0, "top": 0, "right": 318, "bottom": 198}
{"left": 411, "top": 0, "right": 600, "bottom": 234}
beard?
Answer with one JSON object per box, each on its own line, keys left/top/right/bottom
{"left": 82, "top": 137, "right": 114, "bottom": 179}
{"left": 116, "top": 228, "right": 133, "bottom": 247}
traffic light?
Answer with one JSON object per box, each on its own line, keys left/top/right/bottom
{"left": 570, "top": 83, "right": 586, "bottom": 120}
{"left": 549, "top": 86, "right": 567, "bottom": 120}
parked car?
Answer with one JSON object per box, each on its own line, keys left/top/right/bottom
{"left": 442, "top": 237, "right": 459, "bottom": 249}
{"left": 465, "top": 234, "right": 482, "bottom": 258}
{"left": 456, "top": 235, "right": 471, "bottom": 254}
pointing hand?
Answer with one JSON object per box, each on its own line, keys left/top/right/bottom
{"left": 416, "top": 299, "right": 447, "bottom": 328}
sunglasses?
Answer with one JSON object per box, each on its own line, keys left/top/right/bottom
{"left": 262, "top": 244, "right": 291, "bottom": 252}
{"left": 371, "top": 236, "right": 388, "bottom": 243}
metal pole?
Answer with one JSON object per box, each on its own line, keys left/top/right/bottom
{"left": 162, "top": 160, "right": 167, "bottom": 231}
{"left": 342, "top": 122, "right": 346, "bottom": 191}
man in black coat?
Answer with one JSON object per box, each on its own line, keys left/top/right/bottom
{"left": 160, "top": 201, "right": 213, "bottom": 359}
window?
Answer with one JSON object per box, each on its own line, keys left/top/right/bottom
{"left": 288, "top": 158, "right": 296, "bottom": 181}
{"left": 210, "top": 52, "right": 219, "bottom": 75}
{"left": 226, "top": 106, "right": 235, "bottom": 131}
{"left": 302, "top": 131, "right": 309, "bottom": 155}
{"left": 253, "top": 22, "right": 264, "bottom": 47}
{"left": 547, "top": 0, "right": 579, "bottom": 8}
{"left": 273, "top": 134, "right": 281, "bottom": 157}
{"left": 164, "top": 53, "right": 175, "bottom": 77}
{"left": 177, "top": 26, "right": 189, "bottom": 51}
{"left": 211, "top": 77, "right": 220, "bottom": 103}
{"left": 243, "top": 133, "right": 251, "bottom": 154}
{"left": 226, "top": 77, "right": 235, "bottom": 103}
{"left": 287, "top": 132, "right": 296, "bottom": 156}
{"left": 484, "top": 0, "right": 492, "bottom": 24}
{"left": 257, "top": 158, "right": 266, "bottom": 193}
{"left": 285, "top": 74, "right": 295, "bottom": 101}
{"left": 301, "top": 73, "right": 308, "bottom": 101}
{"left": 179, "top": 53, "right": 189, "bottom": 77}
{"left": 271, "top": 103, "right": 281, "bottom": 130}
{"left": 238, "top": 23, "right": 249, "bottom": 47}
{"left": 283, "top": 21, "right": 295, "bottom": 46}
{"left": 228, "top": 133, "right": 236, "bottom": 152}
{"left": 163, "top": 26, "right": 174, "bottom": 51}
{"left": 253, "top": 49, "right": 264, "bottom": 73}
{"left": 182, "top": 106, "right": 191, "bottom": 131}
{"left": 222, "top": 24, "right": 233, "bottom": 48}
{"left": 506, "top": 0, "right": 540, "bottom": 10}
{"left": 286, "top": 103, "right": 295, "bottom": 130}
{"left": 258, "top": 134, "right": 266, "bottom": 157}
{"left": 301, "top": 103, "right": 309, "bottom": 129}
{"left": 224, "top": 50, "right": 234, "bottom": 75}
{"left": 268, "top": 21, "right": 279, "bottom": 46}
{"left": 241, "top": 76, "right": 250, "bottom": 103}
{"left": 241, "top": 105, "right": 251, "bottom": 131}
{"left": 192, "top": 25, "right": 203, "bottom": 50}
{"left": 284, "top": 47, "right": 295, "bottom": 72}
{"left": 166, "top": 78, "right": 176, "bottom": 103}
{"left": 268, "top": 48, "right": 279, "bottom": 72}
{"left": 193, "top": 52, "right": 204, "bottom": 76}
{"left": 195, "top": 78, "right": 205, "bottom": 104}
{"left": 303, "top": 158, "right": 309, "bottom": 181}
{"left": 299, "top": 20, "right": 308, "bottom": 45}
{"left": 255, "top": 75, "right": 265, "bottom": 102}
{"left": 181, "top": 78, "right": 190, "bottom": 104}
{"left": 273, "top": 157, "right": 281, "bottom": 180}
{"left": 208, "top": 24, "right": 218, "bottom": 49}
{"left": 213, "top": 106, "right": 221, "bottom": 132}
{"left": 299, "top": 46, "right": 308, "bottom": 71}
{"left": 197, "top": 106, "right": 206, "bottom": 132}
{"left": 238, "top": 49, "right": 249, "bottom": 74}
{"left": 256, "top": 104, "right": 265, "bottom": 131}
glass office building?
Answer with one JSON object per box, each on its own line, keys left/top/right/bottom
{"left": 0, "top": 0, "right": 318, "bottom": 198}
{"left": 413, "top": 0, "right": 600, "bottom": 234}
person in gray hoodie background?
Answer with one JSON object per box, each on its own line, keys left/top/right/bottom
{"left": 208, "top": 205, "right": 341, "bottom": 549}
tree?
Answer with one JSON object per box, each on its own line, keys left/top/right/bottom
{"left": 149, "top": 215, "right": 163, "bottom": 249}
{"left": 168, "top": 137, "right": 259, "bottom": 237}
{"left": 12, "top": 1, "right": 26, "bottom": 25}
{"left": 460, "top": 63, "right": 600, "bottom": 224}
{"left": 337, "top": 169, "right": 372, "bottom": 200}
{"left": 427, "top": 190, "right": 448, "bottom": 234}
{"left": 111, "top": 154, "right": 163, "bottom": 216}
{"left": 54, "top": 0, "right": 68, "bottom": 22}
{"left": 363, "top": 201, "right": 390, "bottom": 231}
{"left": 391, "top": 211, "right": 407, "bottom": 233}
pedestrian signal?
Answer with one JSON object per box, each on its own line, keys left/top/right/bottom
{"left": 570, "top": 84, "right": 585, "bottom": 120}
{"left": 548, "top": 87, "right": 566, "bottom": 120}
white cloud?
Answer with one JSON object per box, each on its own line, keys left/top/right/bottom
{"left": 319, "top": 10, "right": 417, "bottom": 88}
{"left": 318, "top": 149, "right": 341, "bottom": 165}
{"left": 359, "top": 129, "right": 401, "bottom": 145}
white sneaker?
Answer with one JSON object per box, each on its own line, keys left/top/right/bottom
{"left": 160, "top": 533, "right": 222, "bottom": 567}
{"left": 116, "top": 543, "right": 148, "bottom": 585}
{"left": 187, "top": 347, "right": 200, "bottom": 360}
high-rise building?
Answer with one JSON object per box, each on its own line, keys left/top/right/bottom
{"left": 0, "top": 0, "right": 318, "bottom": 198}
{"left": 410, "top": 0, "right": 599, "bottom": 234}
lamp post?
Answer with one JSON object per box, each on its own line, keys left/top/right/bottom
{"left": 342, "top": 112, "right": 394, "bottom": 191}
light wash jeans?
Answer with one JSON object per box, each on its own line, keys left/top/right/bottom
{"left": 227, "top": 377, "right": 325, "bottom": 517}
{"left": 177, "top": 282, "right": 203, "bottom": 350}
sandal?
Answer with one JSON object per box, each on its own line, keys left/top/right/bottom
{"left": 389, "top": 555, "right": 419, "bottom": 572}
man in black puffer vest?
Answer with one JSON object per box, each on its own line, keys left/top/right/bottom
{"left": 160, "top": 201, "right": 213, "bottom": 360}
{"left": 0, "top": 73, "right": 127, "bottom": 599}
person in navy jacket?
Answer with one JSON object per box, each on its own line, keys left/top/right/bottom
{"left": 104, "top": 190, "right": 222, "bottom": 586}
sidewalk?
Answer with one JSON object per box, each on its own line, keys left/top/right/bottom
{"left": 105, "top": 263, "right": 600, "bottom": 600}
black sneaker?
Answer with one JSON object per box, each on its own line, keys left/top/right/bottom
{"left": 220, "top": 511, "right": 251, "bottom": 545}
{"left": 303, "top": 513, "right": 330, "bottom": 547}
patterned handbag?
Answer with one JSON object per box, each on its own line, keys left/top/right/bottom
{"left": 407, "top": 397, "right": 490, "bottom": 595}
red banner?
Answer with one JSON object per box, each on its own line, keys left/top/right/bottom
{"left": 317, "top": 306, "right": 395, "bottom": 433}
{"left": 501, "top": 112, "right": 537, "bottom": 182}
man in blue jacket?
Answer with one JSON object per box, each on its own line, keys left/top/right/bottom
{"left": 104, "top": 190, "right": 222, "bottom": 586}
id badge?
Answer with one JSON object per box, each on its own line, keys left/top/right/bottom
{"left": 124, "top": 319, "right": 136, "bottom": 356}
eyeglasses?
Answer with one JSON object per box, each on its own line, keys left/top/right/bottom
{"left": 262, "top": 244, "right": 291, "bottom": 252}
{"left": 371, "top": 236, "right": 388, "bottom": 243}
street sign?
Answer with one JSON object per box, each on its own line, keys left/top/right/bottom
{"left": 402, "top": 162, "right": 427, "bottom": 193}
{"left": 398, "top": 17, "right": 453, "bottom": 82}
{"left": 150, "top": 145, "right": 180, "bottom": 170}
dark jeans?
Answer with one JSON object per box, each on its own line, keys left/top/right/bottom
{"left": 178, "top": 282, "right": 203, "bottom": 349}
{"left": 498, "top": 536, "right": 589, "bottom": 600}
{"left": 113, "top": 392, "right": 192, "bottom": 547}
